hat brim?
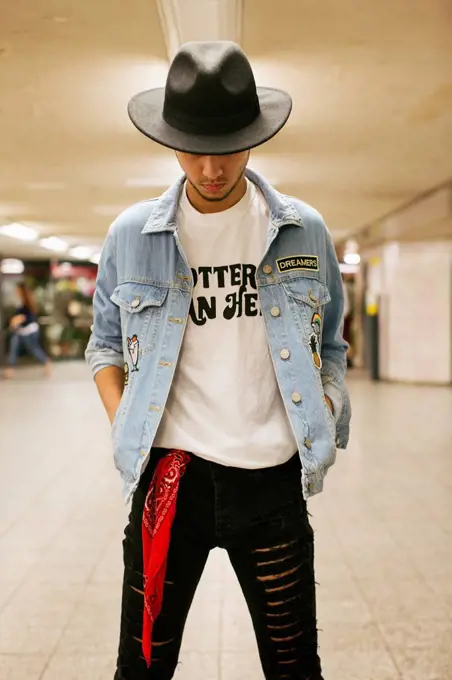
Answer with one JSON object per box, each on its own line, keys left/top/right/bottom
{"left": 127, "top": 87, "right": 292, "bottom": 155}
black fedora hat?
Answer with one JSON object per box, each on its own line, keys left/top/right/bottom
{"left": 128, "top": 41, "right": 292, "bottom": 155}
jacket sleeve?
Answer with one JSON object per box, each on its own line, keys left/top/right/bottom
{"left": 85, "top": 226, "right": 124, "bottom": 378}
{"left": 321, "top": 228, "right": 351, "bottom": 449}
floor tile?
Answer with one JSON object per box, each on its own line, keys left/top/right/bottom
{"left": 321, "top": 650, "right": 401, "bottom": 679}
{"left": 39, "top": 653, "right": 116, "bottom": 680}
{"left": 357, "top": 577, "right": 452, "bottom": 622}
{"left": 0, "top": 654, "right": 47, "bottom": 680}
{"left": 220, "top": 651, "right": 262, "bottom": 680}
{"left": 379, "top": 618, "right": 452, "bottom": 679}
{"left": 173, "top": 651, "right": 219, "bottom": 679}
{"left": 317, "top": 578, "right": 373, "bottom": 624}
{"left": 0, "top": 582, "right": 18, "bottom": 612}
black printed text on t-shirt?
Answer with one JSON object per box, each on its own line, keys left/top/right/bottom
{"left": 189, "top": 263, "right": 262, "bottom": 326}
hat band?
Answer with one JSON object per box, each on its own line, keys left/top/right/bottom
{"left": 163, "top": 97, "right": 260, "bottom": 137}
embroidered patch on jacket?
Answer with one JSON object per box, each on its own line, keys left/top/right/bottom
{"left": 276, "top": 255, "right": 319, "bottom": 274}
{"left": 311, "top": 312, "right": 322, "bottom": 336}
{"left": 127, "top": 335, "right": 139, "bottom": 372}
{"left": 309, "top": 312, "right": 322, "bottom": 369}
{"left": 124, "top": 363, "right": 129, "bottom": 386}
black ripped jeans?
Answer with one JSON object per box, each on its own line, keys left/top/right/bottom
{"left": 114, "top": 448, "right": 323, "bottom": 680}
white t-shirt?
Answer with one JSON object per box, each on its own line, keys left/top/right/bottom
{"left": 154, "top": 179, "right": 297, "bottom": 468}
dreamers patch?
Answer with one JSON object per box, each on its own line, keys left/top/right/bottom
{"left": 276, "top": 255, "right": 319, "bottom": 274}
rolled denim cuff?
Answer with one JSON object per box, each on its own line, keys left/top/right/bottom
{"left": 85, "top": 345, "right": 124, "bottom": 379}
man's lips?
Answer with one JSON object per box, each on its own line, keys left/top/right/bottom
{"left": 202, "top": 183, "right": 226, "bottom": 193}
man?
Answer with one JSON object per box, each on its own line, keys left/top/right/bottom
{"left": 86, "top": 41, "right": 350, "bottom": 680}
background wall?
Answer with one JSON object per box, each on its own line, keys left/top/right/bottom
{"left": 378, "top": 241, "right": 452, "bottom": 384}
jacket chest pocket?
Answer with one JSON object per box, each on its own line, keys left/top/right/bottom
{"left": 111, "top": 282, "right": 169, "bottom": 367}
{"left": 282, "top": 277, "right": 331, "bottom": 357}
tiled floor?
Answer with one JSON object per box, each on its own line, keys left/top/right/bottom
{"left": 0, "top": 363, "right": 451, "bottom": 680}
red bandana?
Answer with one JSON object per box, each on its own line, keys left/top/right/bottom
{"left": 141, "top": 450, "right": 190, "bottom": 667}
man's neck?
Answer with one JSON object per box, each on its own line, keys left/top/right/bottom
{"left": 185, "top": 176, "right": 248, "bottom": 214}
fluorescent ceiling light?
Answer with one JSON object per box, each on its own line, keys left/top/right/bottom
{"left": 340, "top": 263, "right": 359, "bottom": 275}
{"left": 0, "top": 222, "right": 38, "bottom": 241}
{"left": 343, "top": 253, "right": 361, "bottom": 266}
{"left": 344, "top": 238, "right": 360, "bottom": 267}
{"left": 69, "top": 246, "right": 93, "bottom": 260}
{"left": 156, "top": 0, "right": 243, "bottom": 60}
{"left": 40, "top": 237, "right": 68, "bottom": 253}
{"left": 1, "top": 258, "right": 25, "bottom": 275}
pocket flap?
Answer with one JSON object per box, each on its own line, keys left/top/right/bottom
{"left": 283, "top": 278, "right": 331, "bottom": 307}
{"left": 111, "top": 282, "right": 169, "bottom": 313}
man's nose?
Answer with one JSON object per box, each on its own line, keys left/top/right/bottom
{"left": 201, "top": 156, "right": 224, "bottom": 180}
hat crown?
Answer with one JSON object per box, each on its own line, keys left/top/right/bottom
{"left": 163, "top": 41, "right": 260, "bottom": 137}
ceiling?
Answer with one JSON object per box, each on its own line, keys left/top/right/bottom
{"left": 0, "top": 0, "right": 451, "bottom": 260}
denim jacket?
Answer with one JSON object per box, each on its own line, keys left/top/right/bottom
{"left": 86, "top": 169, "right": 351, "bottom": 504}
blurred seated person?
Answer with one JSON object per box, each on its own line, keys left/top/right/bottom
{"left": 4, "top": 283, "right": 51, "bottom": 379}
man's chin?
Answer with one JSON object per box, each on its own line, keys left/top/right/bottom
{"left": 197, "top": 187, "right": 230, "bottom": 202}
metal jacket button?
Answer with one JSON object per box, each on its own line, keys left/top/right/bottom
{"left": 131, "top": 297, "right": 141, "bottom": 308}
{"left": 291, "top": 392, "right": 302, "bottom": 403}
{"left": 280, "top": 349, "right": 290, "bottom": 360}
{"left": 270, "top": 306, "right": 281, "bottom": 317}
{"left": 263, "top": 264, "right": 273, "bottom": 275}
{"left": 304, "top": 438, "right": 312, "bottom": 449}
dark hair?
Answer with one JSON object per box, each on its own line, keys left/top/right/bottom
{"left": 17, "top": 283, "right": 38, "bottom": 316}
